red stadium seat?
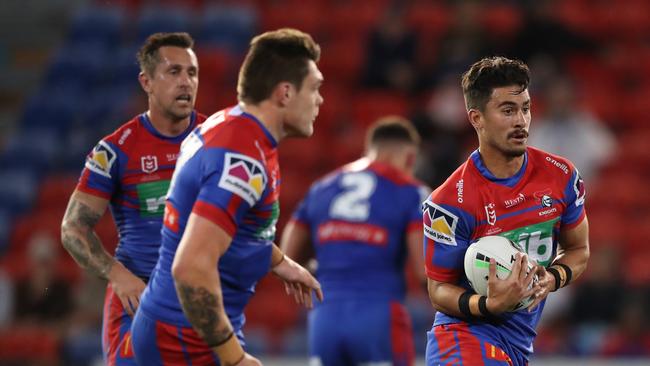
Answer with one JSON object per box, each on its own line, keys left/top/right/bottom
{"left": 352, "top": 91, "right": 411, "bottom": 129}
{"left": 35, "top": 174, "right": 78, "bottom": 209}
{"left": 0, "top": 326, "right": 61, "bottom": 364}
{"left": 480, "top": 4, "right": 522, "bottom": 39}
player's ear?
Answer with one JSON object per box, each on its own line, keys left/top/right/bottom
{"left": 468, "top": 109, "right": 482, "bottom": 131}
{"left": 139, "top": 71, "right": 152, "bottom": 94}
{"left": 274, "top": 82, "right": 293, "bottom": 107}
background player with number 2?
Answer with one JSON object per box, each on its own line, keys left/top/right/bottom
{"left": 60, "top": 32, "right": 205, "bottom": 366}
{"left": 423, "top": 56, "right": 590, "bottom": 365}
{"left": 131, "top": 28, "right": 324, "bottom": 366}
{"left": 282, "top": 117, "right": 428, "bottom": 366}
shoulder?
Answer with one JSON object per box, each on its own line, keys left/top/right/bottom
{"left": 527, "top": 147, "right": 580, "bottom": 186}
{"left": 428, "top": 159, "right": 476, "bottom": 207}
{"left": 201, "top": 109, "right": 270, "bottom": 158}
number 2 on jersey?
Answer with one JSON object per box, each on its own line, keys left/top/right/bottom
{"left": 329, "top": 172, "right": 376, "bottom": 221}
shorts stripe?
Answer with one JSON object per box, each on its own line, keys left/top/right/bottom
{"left": 454, "top": 323, "right": 484, "bottom": 366}
{"left": 433, "top": 325, "right": 460, "bottom": 364}
{"left": 389, "top": 302, "right": 415, "bottom": 366}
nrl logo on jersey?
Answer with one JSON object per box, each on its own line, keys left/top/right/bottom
{"left": 422, "top": 200, "right": 458, "bottom": 246}
{"left": 218, "top": 152, "right": 267, "bottom": 206}
{"left": 86, "top": 141, "right": 116, "bottom": 178}
{"left": 485, "top": 202, "right": 497, "bottom": 226}
{"left": 141, "top": 155, "right": 158, "bottom": 174}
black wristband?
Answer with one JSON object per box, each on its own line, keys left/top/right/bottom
{"left": 478, "top": 296, "right": 493, "bottom": 317}
{"left": 556, "top": 263, "right": 573, "bottom": 287}
{"left": 207, "top": 330, "right": 234, "bottom": 348}
{"left": 458, "top": 291, "right": 474, "bottom": 319}
{"left": 547, "top": 266, "right": 562, "bottom": 292}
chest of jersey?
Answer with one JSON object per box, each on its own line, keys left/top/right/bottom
{"left": 119, "top": 139, "right": 181, "bottom": 218}
{"left": 468, "top": 172, "right": 565, "bottom": 267}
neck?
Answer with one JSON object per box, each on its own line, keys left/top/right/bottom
{"left": 477, "top": 145, "right": 525, "bottom": 179}
{"left": 366, "top": 150, "right": 411, "bottom": 175}
{"left": 239, "top": 101, "right": 283, "bottom": 142}
{"left": 146, "top": 108, "right": 192, "bottom": 137}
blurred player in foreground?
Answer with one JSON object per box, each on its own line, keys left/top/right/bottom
{"left": 281, "top": 117, "right": 428, "bottom": 366}
{"left": 131, "top": 28, "right": 324, "bottom": 366}
{"left": 60, "top": 32, "right": 205, "bottom": 366}
{"left": 423, "top": 56, "right": 590, "bottom": 365}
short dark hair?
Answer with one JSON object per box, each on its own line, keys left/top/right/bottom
{"left": 237, "top": 28, "right": 321, "bottom": 104}
{"left": 365, "top": 116, "right": 420, "bottom": 150}
{"left": 137, "top": 32, "right": 195, "bottom": 76}
{"left": 461, "top": 56, "right": 530, "bottom": 111}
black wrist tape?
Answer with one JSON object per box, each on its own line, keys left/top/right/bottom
{"left": 458, "top": 290, "right": 474, "bottom": 319}
{"left": 478, "top": 296, "right": 492, "bottom": 317}
{"left": 547, "top": 266, "right": 562, "bottom": 292}
{"left": 556, "top": 263, "right": 573, "bottom": 287}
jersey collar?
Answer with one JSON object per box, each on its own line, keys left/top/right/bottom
{"left": 470, "top": 149, "right": 528, "bottom": 188}
{"left": 139, "top": 111, "right": 197, "bottom": 143}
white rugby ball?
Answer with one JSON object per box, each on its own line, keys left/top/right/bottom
{"left": 463, "top": 235, "right": 537, "bottom": 312}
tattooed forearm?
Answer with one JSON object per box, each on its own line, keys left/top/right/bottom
{"left": 61, "top": 199, "right": 114, "bottom": 279}
{"left": 177, "top": 284, "right": 232, "bottom": 346}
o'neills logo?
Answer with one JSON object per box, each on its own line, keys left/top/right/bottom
{"left": 456, "top": 179, "right": 464, "bottom": 203}
{"left": 545, "top": 156, "right": 569, "bottom": 175}
{"left": 504, "top": 193, "right": 525, "bottom": 208}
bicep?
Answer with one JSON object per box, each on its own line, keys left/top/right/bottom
{"left": 62, "top": 190, "right": 110, "bottom": 228}
{"left": 280, "top": 220, "right": 313, "bottom": 266}
{"left": 559, "top": 215, "right": 589, "bottom": 253}
{"left": 173, "top": 213, "right": 232, "bottom": 274}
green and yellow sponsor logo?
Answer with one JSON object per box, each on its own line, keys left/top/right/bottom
{"left": 137, "top": 180, "right": 171, "bottom": 217}
{"left": 257, "top": 201, "right": 280, "bottom": 241}
{"left": 500, "top": 217, "right": 559, "bottom": 267}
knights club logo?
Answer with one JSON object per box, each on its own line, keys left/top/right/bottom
{"left": 141, "top": 155, "right": 158, "bottom": 174}
{"left": 534, "top": 189, "right": 553, "bottom": 208}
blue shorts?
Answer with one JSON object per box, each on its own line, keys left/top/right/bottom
{"left": 426, "top": 323, "right": 526, "bottom": 366}
{"left": 308, "top": 300, "right": 414, "bottom": 366}
{"left": 102, "top": 283, "right": 137, "bottom": 366}
{"left": 130, "top": 308, "right": 222, "bottom": 366}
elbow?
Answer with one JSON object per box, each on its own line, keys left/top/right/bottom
{"left": 426, "top": 279, "right": 444, "bottom": 312}
{"left": 60, "top": 220, "right": 78, "bottom": 250}
{"left": 171, "top": 260, "right": 191, "bottom": 283}
{"left": 172, "top": 257, "right": 209, "bottom": 284}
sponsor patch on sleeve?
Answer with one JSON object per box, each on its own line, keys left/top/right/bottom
{"left": 85, "top": 141, "right": 116, "bottom": 178}
{"left": 422, "top": 200, "right": 458, "bottom": 246}
{"left": 573, "top": 170, "right": 586, "bottom": 207}
{"left": 218, "top": 152, "right": 267, "bottom": 206}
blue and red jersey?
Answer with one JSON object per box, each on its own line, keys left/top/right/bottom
{"left": 423, "top": 147, "right": 586, "bottom": 360}
{"left": 77, "top": 111, "right": 205, "bottom": 278}
{"left": 139, "top": 106, "right": 280, "bottom": 332}
{"left": 291, "top": 158, "right": 428, "bottom": 302}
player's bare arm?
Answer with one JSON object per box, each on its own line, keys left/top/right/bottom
{"left": 61, "top": 190, "right": 114, "bottom": 278}
{"left": 280, "top": 220, "right": 314, "bottom": 266}
{"left": 277, "top": 220, "right": 323, "bottom": 308}
{"left": 428, "top": 253, "right": 537, "bottom": 318}
{"left": 406, "top": 229, "right": 427, "bottom": 286}
{"left": 172, "top": 213, "right": 260, "bottom": 365}
{"left": 528, "top": 217, "right": 590, "bottom": 310}
{"left": 61, "top": 190, "right": 146, "bottom": 315}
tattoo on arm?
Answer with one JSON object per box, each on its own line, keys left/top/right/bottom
{"left": 177, "top": 284, "right": 232, "bottom": 346}
{"left": 61, "top": 199, "right": 114, "bottom": 279}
